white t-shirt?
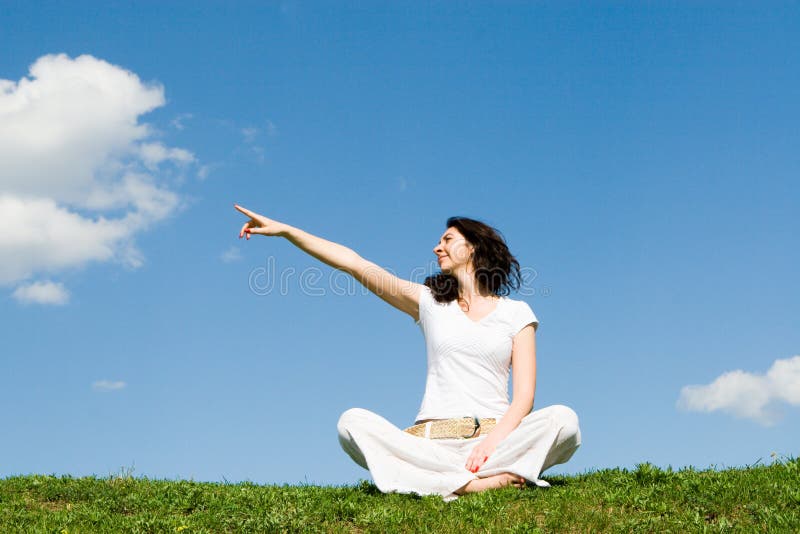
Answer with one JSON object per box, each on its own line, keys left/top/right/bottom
{"left": 413, "top": 285, "right": 539, "bottom": 422}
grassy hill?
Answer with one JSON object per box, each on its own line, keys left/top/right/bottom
{"left": 2, "top": 458, "right": 798, "bottom": 532}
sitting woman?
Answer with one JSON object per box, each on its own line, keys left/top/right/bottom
{"left": 235, "top": 205, "right": 581, "bottom": 501}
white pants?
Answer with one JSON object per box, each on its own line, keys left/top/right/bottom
{"left": 337, "top": 405, "right": 581, "bottom": 501}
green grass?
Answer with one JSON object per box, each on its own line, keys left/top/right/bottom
{"left": 2, "top": 458, "right": 798, "bottom": 533}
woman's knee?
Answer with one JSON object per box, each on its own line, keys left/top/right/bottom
{"left": 336, "top": 408, "right": 372, "bottom": 470}
{"left": 547, "top": 405, "right": 581, "bottom": 446}
{"left": 546, "top": 405, "right": 579, "bottom": 427}
{"left": 528, "top": 405, "right": 580, "bottom": 444}
{"left": 337, "top": 407, "right": 371, "bottom": 437}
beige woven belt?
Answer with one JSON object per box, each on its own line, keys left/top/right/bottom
{"left": 403, "top": 416, "right": 497, "bottom": 439}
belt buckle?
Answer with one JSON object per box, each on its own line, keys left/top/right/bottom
{"left": 462, "top": 415, "right": 481, "bottom": 439}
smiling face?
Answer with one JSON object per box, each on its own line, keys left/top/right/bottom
{"left": 433, "top": 226, "right": 474, "bottom": 274}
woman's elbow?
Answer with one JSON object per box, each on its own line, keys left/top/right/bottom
{"left": 511, "top": 393, "right": 534, "bottom": 414}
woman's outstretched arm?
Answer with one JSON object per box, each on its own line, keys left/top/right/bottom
{"left": 234, "top": 204, "right": 423, "bottom": 320}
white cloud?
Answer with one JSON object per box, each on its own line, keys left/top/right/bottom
{"left": 220, "top": 246, "right": 243, "bottom": 263}
{"left": 12, "top": 280, "right": 70, "bottom": 305}
{"left": 240, "top": 121, "right": 276, "bottom": 163}
{"left": 0, "top": 53, "right": 195, "bottom": 293}
{"left": 92, "top": 380, "right": 127, "bottom": 392}
{"left": 0, "top": 195, "right": 131, "bottom": 283}
{"left": 250, "top": 145, "right": 266, "bottom": 163}
{"left": 242, "top": 127, "right": 259, "bottom": 143}
{"left": 170, "top": 112, "right": 193, "bottom": 130}
{"left": 139, "top": 142, "right": 195, "bottom": 170}
{"left": 677, "top": 355, "right": 800, "bottom": 426}
{"left": 197, "top": 164, "right": 212, "bottom": 180}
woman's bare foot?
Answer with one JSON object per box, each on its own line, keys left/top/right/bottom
{"left": 454, "top": 472, "right": 527, "bottom": 495}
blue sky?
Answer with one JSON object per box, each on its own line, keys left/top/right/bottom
{"left": 1, "top": 2, "right": 798, "bottom": 487}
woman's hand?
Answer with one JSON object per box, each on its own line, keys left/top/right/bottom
{"left": 465, "top": 437, "right": 498, "bottom": 474}
{"left": 235, "top": 204, "right": 290, "bottom": 240}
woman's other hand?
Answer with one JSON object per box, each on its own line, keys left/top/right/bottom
{"left": 235, "top": 204, "right": 290, "bottom": 240}
{"left": 465, "top": 438, "right": 497, "bottom": 473}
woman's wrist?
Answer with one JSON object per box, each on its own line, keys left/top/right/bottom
{"left": 277, "top": 223, "right": 295, "bottom": 238}
{"left": 486, "top": 405, "right": 528, "bottom": 444}
{"left": 481, "top": 433, "right": 502, "bottom": 449}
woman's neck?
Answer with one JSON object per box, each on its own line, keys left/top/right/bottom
{"left": 454, "top": 268, "right": 495, "bottom": 303}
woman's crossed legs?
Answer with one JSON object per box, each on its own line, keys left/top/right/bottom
{"left": 337, "top": 405, "right": 581, "bottom": 499}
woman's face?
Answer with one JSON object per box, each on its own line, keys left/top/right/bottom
{"left": 434, "top": 227, "right": 474, "bottom": 273}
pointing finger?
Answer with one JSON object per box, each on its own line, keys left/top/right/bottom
{"left": 234, "top": 204, "right": 258, "bottom": 219}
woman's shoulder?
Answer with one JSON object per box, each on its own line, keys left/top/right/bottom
{"left": 500, "top": 296, "right": 538, "bottom": 332}
{"left": 498, "top": 295, "right": 536, "bottom": 317}
{"left": 500, "top": 294, "right": 529, "bottom": 307}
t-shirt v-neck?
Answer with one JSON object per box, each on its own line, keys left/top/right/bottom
{"left": 452, "top": 297, "right": 502, "bottom": 324}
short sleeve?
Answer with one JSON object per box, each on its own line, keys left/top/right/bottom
{"left": 511, "top": 301, "right": 538, "bottom": 335}
{"left": 414, "top": 285, "right": 433, "bottom": 327}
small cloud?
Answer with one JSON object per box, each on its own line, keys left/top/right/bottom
{"left": 265, "top": 119, "right": 278, "bottom": 137}
{"left": 398, "top": 177, "right": 408, "bottom": 192}
{"left": 240, "top": 127, "right": 266, "bottom": 162}
{"left": 12, "top": 280, "right": 70, "bottom": 305}
{"left": 92, "top": 380, "right": 127, "bottom": 392}
{"left": 250, "top": 145, "right": 266, "bottom": 163}
{"left": 196, "top": 162, "right": 222, "bottom": 181}
{"left": 242, "top": 127, "right": 260, "bottom": 143}
{"left": 170, "top": 113, "right": 193, "bottom": 130}
{"left": 221, "top": 246, "right": 243, "bottom": 263}
{"left": 677, "top": 355, "right": 800, "bottom": 426}
{"left": 139, "top": 142, "right": 196, "bottom": 170}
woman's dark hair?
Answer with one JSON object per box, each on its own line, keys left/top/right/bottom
{"left": 424, "top": 216, "right": 522, "bottom": 304}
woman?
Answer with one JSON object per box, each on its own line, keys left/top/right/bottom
{"left": 235, "top": 204, "right": 581, "bottom": 501}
